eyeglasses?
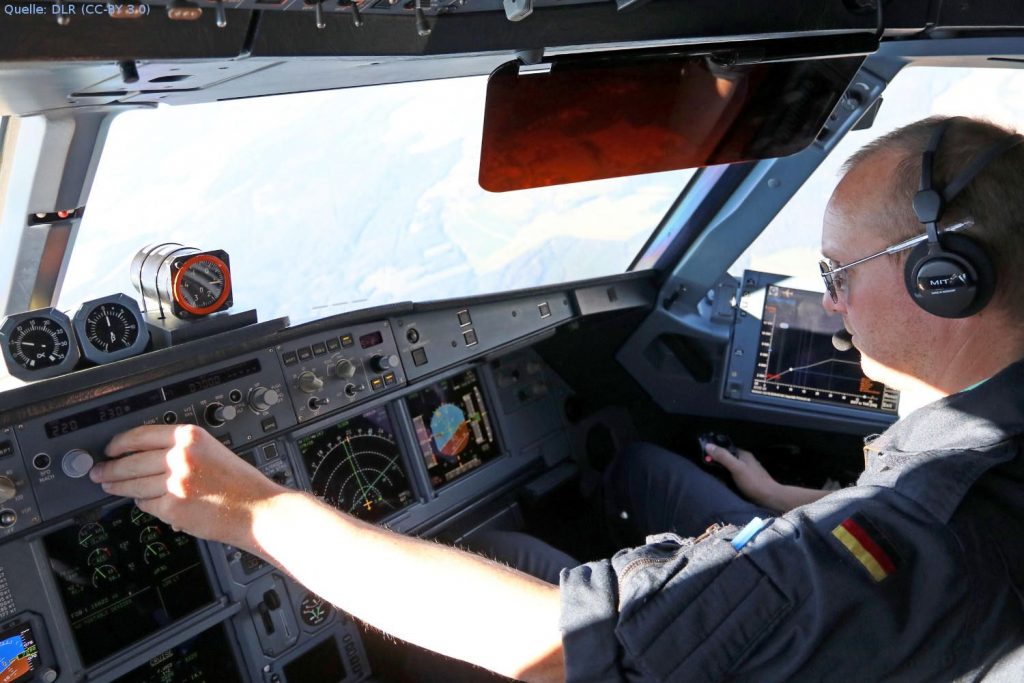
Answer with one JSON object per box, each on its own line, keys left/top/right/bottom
{"left": 819, "top": 219, "right": 974, "bottom": 303}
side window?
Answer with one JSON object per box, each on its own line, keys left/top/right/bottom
{"left": 729, "top": 67, "right": 1024, "bottom": 283}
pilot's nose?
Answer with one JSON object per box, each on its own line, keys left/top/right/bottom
{"left": 822, "top": 290, "right": 845, "bottom": 314}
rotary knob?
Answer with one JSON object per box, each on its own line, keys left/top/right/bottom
{"left": 371, "top": 354, "right": 400, "bottom": 372}
{"left": 205, "top": 403, "right": 237, "bottom": 427}
{"left": 297, "top": 371, "right": 324, "bottom": 394}
{"left": 0, "top": 476, "right": 16, "bottom": 504}
{"left": 62, "top": 449, "right": 95, "bottom": 479}
{"left": 248, "top": 386, "right": 281, "bottom": 412}
{"left": 330, "top": 359, "right": 356, "bottom": 379}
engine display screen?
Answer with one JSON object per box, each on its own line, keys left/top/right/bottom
{"left": 0, "top": 622, "right": 39, "bottom": 682}
{"left": 111, "top": 624, "right": 244, "bottom": 683}
{"left": 752, "top": 284, "right": 899, "bottom": 413}
{"left": 405, "top": 369, "right": 499, "bottom": 489}
{"left": 297, "top": 405, "right": 414, "bottom": 523}
{"left": 44, "top": 503, "right": 215, "bottom": 667}
{"left": 283, "top": 637, "right": 347, "bottom": 683}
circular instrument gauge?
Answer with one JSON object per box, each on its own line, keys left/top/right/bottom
{"left": 77, "top": 521, "right": 108, "bottom": 549}
{"left": 299, "top": 592, "right": 333, "bottom": 627}
{"left": 172, "top": 253, "right": 232, "bottom": 317}
{"left": 297, "top": 407, "right": 414, "bottom": 523}
{"left": 0, "top": 308, "right": 80, "bottom": 381}
{"left": 72, "top": 294, "right": 150, "bottom": 364}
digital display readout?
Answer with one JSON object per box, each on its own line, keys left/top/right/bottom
{"left": 44, "top": 502, "right": 215, "bottom": 667}
{"left": 111, "top": 624, "right": 244, "bottom": 683}
{"left": 45, "top": 390, "right": 165, "bottom": 439}
{"left": 43, "top": 358, "right": 262, "bottom": 439}
{"left": 405, "top": 369, "right": 499, "bottom": 489}
{"left": 161, "top": 358, "right": 261, "bottom": 401}
{"left": 0, "top": 622, "right": 39, "bottom": 683}
{"left": 358, "top": 331, "right": 383, "bottom": 349}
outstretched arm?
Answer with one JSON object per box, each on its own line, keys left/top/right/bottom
{"left": 91, "top": 424, "right": 565, "bottom": 683}
{"left": 703, "top": 443, "right": 829, "bottom": 513}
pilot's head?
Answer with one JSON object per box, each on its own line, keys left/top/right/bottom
{"left": 820, "top": 116, "right": 1024, "bottom": 398}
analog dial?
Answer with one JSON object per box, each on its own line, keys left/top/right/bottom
{"left": 84, "top": 302, "right": 139, "bottom": 353}
{"left": 6, "top": 317, "right": 72, "bottom": 371}
{"left": 300, "top": 592, "right": 333, "bottom": 627}
{"left": 172, "top": 254, "right": 231, "bottom": 316}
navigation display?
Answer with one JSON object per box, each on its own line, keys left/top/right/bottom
{"left": 0, "top": 622, "right": 38, "bottom": 682}
{"left": 752, "top": 284, "right": 899, "bottom": 413}
{"left": 405, "top": 369, "right": 499, "bottom": 489}
{"left": 111, "top": 624, "right": 244, "bottom": 683}
{"left": 297, "top": 405, "right": 414, "bottom": 523}
{"left": 44, "top": 503, "right": 215, "bottom": 667}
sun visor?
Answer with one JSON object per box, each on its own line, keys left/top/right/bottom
{"left": 479, "top": 44, "right": 869, "bottom": 192}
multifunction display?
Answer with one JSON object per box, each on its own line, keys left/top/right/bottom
{"left": 405, "top": 369, "right": 499, "bottom": 489}
{"left": 297, "top": 406, "right": 414, "bottom": 523}
{"left": 111, "top": 624, "right": 244, "bottom": 683}
{"left": 0, "top": 622, "right": 38, "bottom": 682}
{"left": 752, "top": 285, "right": 899, "bottom": 413}
{"left": 44, "top": 503, "right": 215, "bottom": 666}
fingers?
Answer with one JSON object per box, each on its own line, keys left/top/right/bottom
{"left": 704, "top": 443, "right": 740, "bottom": 471}
{"left": 99, "top": 473, "right": 174, "bottom": 500}
{"left": 105, "top": 424, "right": 201, "bottom": 458}
{"left": 90, "top": 449, "right": 168, "bottom": 483}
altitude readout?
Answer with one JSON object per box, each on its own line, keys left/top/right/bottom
{"left": 405, "top": 369, "right": 499, "bottom": 489}
{"left": 83, "top": 302, "right": 140, "bottom": 353}
{"left": 753, "top": 285, "right": 899, "bottom": 412}
{"left": 297, "top": 406, "right": 413, "bottom": 523}
{"left": 6, "top": 316, "right": 72, "bottom": 371}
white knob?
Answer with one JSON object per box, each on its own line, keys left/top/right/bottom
{"left": 63, "top": 449, "right": 95, "bottom": 479}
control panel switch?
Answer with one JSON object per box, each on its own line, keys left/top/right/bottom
{"left": 62, "top": 449, "right": 95, "bottom": 479}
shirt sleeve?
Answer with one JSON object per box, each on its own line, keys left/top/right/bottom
{"left": 559, "top": 491, "right": 967, "bottom": 682}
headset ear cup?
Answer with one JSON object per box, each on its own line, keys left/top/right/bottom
{"left": 903, "top": 233, "right": 996, "bottom": 318}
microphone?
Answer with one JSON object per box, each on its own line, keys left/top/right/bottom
{"left": 832, "top": 329, "right": 853, "bottom": 352}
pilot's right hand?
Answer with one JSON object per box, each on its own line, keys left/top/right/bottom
{"left": 90, "top": 424, "right": 286, "bottom": 551}
{"left": 703, "top": 442, "right": 783, "bottom": 511}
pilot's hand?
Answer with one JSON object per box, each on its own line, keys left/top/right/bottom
{"left": 703, "top": 442, "right": 782, "bottom": 511}
{"left": 90, "top": 424, "right": 285, "bottom": 549}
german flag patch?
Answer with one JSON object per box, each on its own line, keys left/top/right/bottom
{"left": 831, "top": 514, "right": 899, "bottom": 582}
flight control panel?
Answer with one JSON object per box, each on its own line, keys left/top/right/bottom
{"left": 0, "top": 281, "right": 578, "bottom": 683}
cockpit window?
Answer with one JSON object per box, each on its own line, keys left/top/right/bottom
{"left": 58, "top": 77, "right": 693, "bottom": 324}
{"left": 729, "top": 66, "right": 1024, "bottom": 285}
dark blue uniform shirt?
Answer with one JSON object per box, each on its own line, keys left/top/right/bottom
{"left": 560, "top": 358, "right": 1024, "bottom": 681}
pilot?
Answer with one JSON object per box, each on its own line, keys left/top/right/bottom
{"left": 89, "top": 115, "right": 1024, "bottom": 682}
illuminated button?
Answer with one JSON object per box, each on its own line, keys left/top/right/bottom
{"left": 340, "top": 334, "right": 354, "bottom": 348}
{"left": 326, "top": 338, "right": 341, "bottom": 352}
{"left": 297, "top": 346, "right": 313, "bottom": 362}
{"left": 261, "top": 416, "right": 278, "bottom": 433}
{"left": 282, "top": 351, "right": 298, "bottom": 366}
{"left": 383, "top": 372, "right": 396, "bottom": 386}
{"left": 262, "top": 443, "right": 280, "bottom": 461}
{"left": 457, "top": 310, "right": 471, "bottom": 326}
{"left": 463, "top": 329, "right": 478, "bottom": 346}
{"left": 538, "top": 302, "right": 551, "bottom": 318}
{"left": 312, "top": 342, "right": 327, "bottom": 356}
{"left": 370, "top": 377, "right": 384, "bottom": 391}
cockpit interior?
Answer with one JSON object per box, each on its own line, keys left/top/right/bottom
{"left": 0, "top": 1, "right": 1023, "bottom": 681}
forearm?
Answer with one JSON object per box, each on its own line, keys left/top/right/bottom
{"left": 247, "top": 491, "right": 564, "bottom": 682}
{"left": 760, "top": 484, "right": 830, "bottom": 513}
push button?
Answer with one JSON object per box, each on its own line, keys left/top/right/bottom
{"left": 297, "top": 346, "right": 313, "bottom": 362}
{"left": 463, "top": 329, "right": 478, "bottom": 346}
{"left": 282, "top": 351, "right": 298, "bottom": 366}
{"left": 457, "top": 310, "right": 471, "bottom": 326}
{"left": 370, "top": 377, "right": 384, "bottom": 391}
{"left": 326, "top": 338, "right": 341, "bottom": 352}
{"left": 411, "top": 347, "right": 428, "bottom": 366}
{"left": 383, "top": 372, "right": 397, "bottom": 386}
{"left": 340, "top": 334, "right": 354, "bottom": 348}
{"left": 312, "top": 342, "right": 327, "bottom": 356}
{"left": 261, "top": 417, "right": 278, "bottom": 433}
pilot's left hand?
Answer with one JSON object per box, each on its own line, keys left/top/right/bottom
{"left": 91, "top": 424, "right": 285, "bottom": 550}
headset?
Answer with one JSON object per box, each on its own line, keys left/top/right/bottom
{"left": 907, "top": 117, "right": 1024, "bottom": 318}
